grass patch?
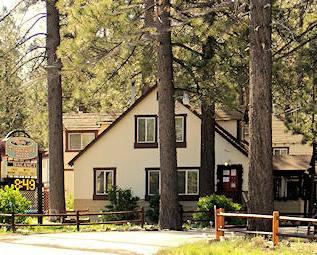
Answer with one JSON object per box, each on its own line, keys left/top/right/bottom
{"left": 157, "top": 237, "right": 317, "bottom": 255}
{"left": 0, "top": 218, "right": 146, "bottom": 235}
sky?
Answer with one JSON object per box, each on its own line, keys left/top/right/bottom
{"left": 1, "top": 0, "right": 46, "bottom": 34}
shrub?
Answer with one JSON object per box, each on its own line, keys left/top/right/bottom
{"left": 146, "top": 195, "right": 160, "bottom": 223}
{"left": 193, "top": 194, "right": 241, "bottom": 227}
{"left": 65, "top": 193, "right": 74, "bottom": 211}
{"left": 0, "top": 185, "right": 31, "bottom": 224}
{"left": 102, "top": 186, "right": 139, "bottom": 221}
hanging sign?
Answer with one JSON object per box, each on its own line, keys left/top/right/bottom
{"left": 5, "top": 137, "right": 38, "bottom": 160}
{"left": 6, "top": 161, "right": 37, "bottom": 178}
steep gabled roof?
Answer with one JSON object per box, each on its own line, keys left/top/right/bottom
{"left": 179, "top": 103, "right": 248, "bottom": 156}
{"left": 273, "top": 155, "right": 311, "bottom": 171}
{"left": 69, "top": 86, "right": 157, "bottom": 165}
{"left": 69, "top": 85, "right": 248, "bottom": 165}
{"left": 63, "top": 112, "right": 118, "bottom": 130}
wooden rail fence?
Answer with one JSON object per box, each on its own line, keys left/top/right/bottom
{"left": 0, "top": 207, "right": 145, "bottom": 232}
{"left": 214, "top": 207, "right": 317, "bottom": 246}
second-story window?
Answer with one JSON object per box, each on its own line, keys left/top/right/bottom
{"left": 175, "top": 115, "right": 186, "bottom": 147}
{"left": 135, "top": 115, "right": 158, "bottom": 148}
{"left": 273, "top": 147, "right": 289, "bottom": 156}
{"left": 67, "top": 131, "right": 96, "bottom": 151}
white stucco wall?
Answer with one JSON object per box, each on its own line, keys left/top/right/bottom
{"left": 217, "top": 120, "right": 238, "bottom": 139}
{"left": 73, "top": 88, "right": 249, "bottom": 202}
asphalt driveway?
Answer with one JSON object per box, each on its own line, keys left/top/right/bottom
{"left": 0, "top": 230, "right": 211, "bottom": 255}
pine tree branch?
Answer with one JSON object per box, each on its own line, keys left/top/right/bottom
{"left": 273, "top": 21, "right": 317, "bottom": 57}
{"left": 10, "top": 53, "right": 46, "bottom": 76}
{"left": 275, "top": 33, "right": 317, "bottom": 61}
{"left": 0, "top": 0, "right": 24, "bottom": 23}
{"left": 17, "top": 15, "right": 46, "bottom": 45}
{"left": 173, "top": 56, "right": 200, "bottom": 87}
{"left": 92, "top": 47, "right": 137, "bottom": 95}
{"left": 14, "top": 46, "right": 46, "bottom": 67}
{"left": 172, "top": 42, "right": 203, "bottom": 57}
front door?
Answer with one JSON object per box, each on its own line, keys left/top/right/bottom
{"left": 217, "top": 164, "right": 243, "bottom": 203}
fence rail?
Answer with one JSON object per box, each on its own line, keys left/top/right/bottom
{"left": 0, "top": 207, "right": 145, "bottom": 232}
{"left": 214, "top": 207, "right": 317, "bottom": 246}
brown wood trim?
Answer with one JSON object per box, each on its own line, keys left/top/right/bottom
{"left": 93, "top": 167, "right": 116, "bottom": 200}
{"left": 134, "top": 115, "right": 158, "bottom": 149}
{"left": 134, "top": 142, "right": 158, "bottom": 148}
{"left": 64, "top": 168, "right": 74, "bottom": 171}
{"left": 69, "top": 86, "right": 157, "bottom": 165}
{"left": 176, "top": 114, "right": 187, "bottom": 148}
{"left": 65, "top": 129, "right": 98, "bottom": 152}
{"left": 178, "top": 100, "right": 248, "bottom": 156}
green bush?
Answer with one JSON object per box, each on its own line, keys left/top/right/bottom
{"left": 193, "top": 194, "right": 241, "bottom": 227}
{"left": 65, "top": 193, "right": 74, "bottom": 211}
{"left": 102, "top": 186, "right": 139, "bottom": 221}
{"left": 0, "top": 185, "right": 31, "bottom": 224}
{"left": 146, "top": 195, "right": 160, "bottom": 223}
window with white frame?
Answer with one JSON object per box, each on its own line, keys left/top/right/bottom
{"left": 175, "top": 115, "right": 185, "bottom": 143}
{"left": 147, "top": 168, "right": 199, "bottom": 197}
{"left": 94, "top": 169, "right": 115, "bottom": 196}
{"left": 148, "top": 170, "right": 160, "bottom": 195}
{"left": 273, "top": 147, "right": 289, "bottom": 156}
{"left": 136, "top": 116, "right": 156, "bottom": 144}
{"left": 67, "top": 132, "right": 96, "bottom": 151}
{"left": 177, "top": 169, "right": 199, "bottom": 195}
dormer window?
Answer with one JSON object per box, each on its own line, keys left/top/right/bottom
{"left": 66, "top": 131, "right": 97, "bottom": 151}
{"left": 134, "top": 115, "right": 158, "bottom": 148}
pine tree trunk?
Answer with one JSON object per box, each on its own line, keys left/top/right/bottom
{"left": 200, "top": 101, "right": 215, "bottom": 196}
{"left": 141, "top": 0, "right": 155, "bottom": 89}
{"left": 156, "top": 0, "right": 182, "bottom": 230}
{"left": 200, "top": 36, "right": 216, "bottom": 196}
{"left": 248, "top": 0, "right": 273, "bottom": 231}
{"left": 46, "top": 0, "right": 65, "bottom": 215}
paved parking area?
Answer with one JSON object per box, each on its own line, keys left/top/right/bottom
{"left": 0, "top": 230, "right": 212, "bottom": 255}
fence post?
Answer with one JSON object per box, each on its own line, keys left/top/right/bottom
{"left": 11, "top": 212, "right": 16, "bottom": 233}
{"left": 140, "top": 207, "right": 145, "bottom": 228}
{"left": 215, "top": 207, "right": 225, "bottom": 240}
{"left": 272, "top": 211, "right": 279, "bottom": 247}
{"left": 76, "top": 211, "right": 80, "bottom": 232}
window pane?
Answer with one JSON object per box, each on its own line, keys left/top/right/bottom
{"left": 69, "top": 133, "right": 81, "bottom": 150}
{"left": 146, "top": 118, "right": 155, "bottom": 142}
{"left": 96, "top": 171, "right": 105, "bottom": 194}
{"left": 149, "top": 171, "right": 159, "bottom": 195}
{"left": 187, "top": 171, "right": 198, "bottom": 194}
{"left": 138, "top": 118, "right": 146, "bottom": 142}
{"left": 223, "top": 170, "right": 230, "bottom": 176}
{"left": 105, "top": 171, "right": 113, "bottom": 193}
{"left": 175, "top": 117, "right": 184, "bottom": 142}
{"left": 287, "top": 180, "right": 300, "bottom": 199}
{"left": 280, "top": 149, "right": 288, "bottom": 155}
{"left": 82, "top": 133, "right": 95, "bottom": 148}
{"left": 177, "top": 171, "right": 186, "bottom": 194}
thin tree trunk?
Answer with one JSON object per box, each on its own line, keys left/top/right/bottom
{"left": 248, "top": 0, "right": 273, "bottom": 231}
{"left": 46, "top": 0, "right": 65, "bottom": 215}
{"left": 200, "top": 100, "right": 215, "bottom": 196}
{"left": 157, "top": 0, "right": 182, "bottom": 230}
